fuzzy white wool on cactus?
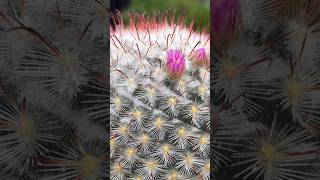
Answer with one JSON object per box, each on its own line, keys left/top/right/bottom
{"left": 110, "top": 12, "right": 210, "bottom": 179}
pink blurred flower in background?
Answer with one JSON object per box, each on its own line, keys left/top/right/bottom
{"left": 212, "top": 0, "right": 241, "bottom": 46}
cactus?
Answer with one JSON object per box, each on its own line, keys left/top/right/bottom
{"left": 0, "top": 0, "right": 108, "bottom": 179}
{"left": 110, "top": 11, "right": 210, "bottom": 179}
{"left": 212, "top": 0, "right": 320, "bottom": 179}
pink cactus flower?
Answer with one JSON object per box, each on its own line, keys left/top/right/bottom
{"left": 166, "top": 49, "right": 186, "bottom": 78}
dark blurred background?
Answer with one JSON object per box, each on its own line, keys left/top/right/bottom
{"left": 110, "top": 0, "right": 210, "bottom": 30}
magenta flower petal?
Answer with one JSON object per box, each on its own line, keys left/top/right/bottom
{"left": 176, "top": 63, "right": 182, "bottom": 73}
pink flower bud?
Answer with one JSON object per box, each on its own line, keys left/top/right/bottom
{"left": 166, "top": 49, "right": 185, "bottom": 78}
{"left": 191, "top": 48, "right": 209, "bottom": 67}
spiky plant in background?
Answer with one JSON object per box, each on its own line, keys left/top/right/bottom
{"left": 0, "top": 0, "right": 108, "bottom": 179}
{"left": 212, "top": 0, "right": 320, "bottom": 179}
{"left": 110, "top": 11, "right": 210, "bottom": 179}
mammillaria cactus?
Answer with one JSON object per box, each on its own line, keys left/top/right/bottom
{"left": 3, "top": 0, "right": 320, "bottom": 179}
{"left": 110, "top": 11, "right": 210, "bottom": 179}
{"left": 0, "top": 0, "right": 108, "bottom": 179}
{"left": 213, "top": 0, "right": 320, "bottom": 179}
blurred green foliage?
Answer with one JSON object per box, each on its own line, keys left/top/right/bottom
{"left": 123, "top": 0, "right": 210, "bottom": 30}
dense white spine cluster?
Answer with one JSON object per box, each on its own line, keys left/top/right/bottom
{"left": 110, "top": 12, "right": 210, "bottom": 179}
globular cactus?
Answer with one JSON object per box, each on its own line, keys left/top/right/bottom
{"left": 110, "top": 11, "right": 210, "bottom": 179}
{"left": 213, "top": 0, "right": 320, "bottom": 179}
{"left": 0, "top": 0, "right": 108, "bottom": 179}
